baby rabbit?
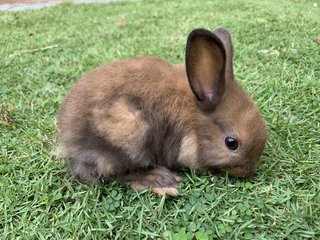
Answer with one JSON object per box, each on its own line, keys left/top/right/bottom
{"left": 57, "top": 28, "right": 267, "bottom": 196}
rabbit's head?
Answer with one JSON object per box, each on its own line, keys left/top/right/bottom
{"left": 186, "top": 28, "right": 267, "bottom": 177}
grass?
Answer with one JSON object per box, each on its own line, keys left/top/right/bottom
{"left": 0, "top": 0, "right": 319, "bottom": 239}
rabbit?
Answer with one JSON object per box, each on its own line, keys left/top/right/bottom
{"left": 57, "top": 28, "right": 267, "bottom": 197}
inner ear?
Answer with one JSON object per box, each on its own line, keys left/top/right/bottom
{"left": 185, "top": 29, "right": 227, "bottom": 111}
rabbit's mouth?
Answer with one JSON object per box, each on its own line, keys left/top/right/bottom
{"left": 209, "top": 167, "right": 224, "bottom": 176}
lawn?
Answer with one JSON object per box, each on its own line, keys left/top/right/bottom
{"left": 0, "top": 0, "right": 319, "bottom": 239}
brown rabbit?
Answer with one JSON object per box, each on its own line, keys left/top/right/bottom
{"left": 57, "top": 28, "right": 267, "bottom": 196}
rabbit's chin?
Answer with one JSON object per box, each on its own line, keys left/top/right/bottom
{"left": 209, "top": 166, "right": 256, "bottom": 178}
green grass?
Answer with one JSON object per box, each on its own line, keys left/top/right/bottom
{"left": 0, "top": 0, "right": 319, "bottom": 239}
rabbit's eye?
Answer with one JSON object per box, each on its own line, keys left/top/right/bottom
{"left": 225, "top": 137, "right": 238, "bottom": 150}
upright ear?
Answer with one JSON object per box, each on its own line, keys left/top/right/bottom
{"left": 185, "top": 28, "right": 234, "bottom": 111}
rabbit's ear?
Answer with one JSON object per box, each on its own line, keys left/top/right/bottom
{"left": 212, "top": 28, "right": 234, "bottom": 81}
{"left": 185, "top": 28, "right": 233, "bottom": 111}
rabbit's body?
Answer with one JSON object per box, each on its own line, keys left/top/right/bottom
{"left": 59, "top": 58, "right": 196, "bottom": 176}
{"left": 58, "top": 28, "right": 267, "bottom": 196}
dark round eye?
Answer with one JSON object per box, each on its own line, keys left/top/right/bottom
{"left": 225, "top": 137, "right": 238, "bottom": 150}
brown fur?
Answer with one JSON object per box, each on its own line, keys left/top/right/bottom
{"left": 57, "top": 28, "right": 267, "bottom": 196}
